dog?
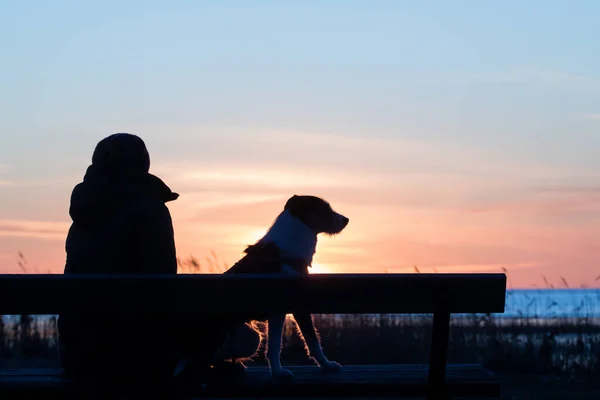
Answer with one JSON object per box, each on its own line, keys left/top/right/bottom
{"left": 223, "top": 194, "right": 349, "bottom": 379}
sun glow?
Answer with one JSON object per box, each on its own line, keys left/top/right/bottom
{"left": 241, "top": 228, "right": 267, "bottom": 246}
{"left": 309, "top": 263, "right": 331, "bottom": 274}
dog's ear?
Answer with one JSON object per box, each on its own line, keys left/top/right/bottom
{"left": 284, "top": 195, "right": 299, "bottom": 211}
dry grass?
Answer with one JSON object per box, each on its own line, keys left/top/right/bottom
{"left": 2, "top": 252, "right": 600, "bottom": 389}
{"left": 177, "top": 250, "right": 228, "bottom": 274}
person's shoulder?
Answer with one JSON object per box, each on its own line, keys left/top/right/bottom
{"left": 132, "top": 196, "right": 172, "bottom": 221}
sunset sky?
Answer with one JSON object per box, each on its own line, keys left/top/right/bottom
{"left": 1, "top": 1, "right": 599, "bottom": 287}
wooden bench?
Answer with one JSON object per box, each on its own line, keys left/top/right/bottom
{"left": 0, "top": 273, "right": 506, "bottom": 399}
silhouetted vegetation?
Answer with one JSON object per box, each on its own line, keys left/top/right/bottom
{"left": 2, "top": 310, "right": 599, "bottom": 383}
{"left": 2, "top": 253, "right": 599, "bottom": 386}
{"left": 0, "top": 315, "right": 58, "bottom": 367}
{"left": 176, "top": 250, "right": 228, "bottom": 274}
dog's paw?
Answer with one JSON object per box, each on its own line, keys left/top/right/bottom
{"left": 272, "top": 368, "right": 294, "bottom": 380}
{"left": 319, "top": 360, "right": 342, "bottom": 373}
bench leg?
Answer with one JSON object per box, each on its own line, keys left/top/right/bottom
{"left": 426, "top": 311, "right": 451, "bottom": 400}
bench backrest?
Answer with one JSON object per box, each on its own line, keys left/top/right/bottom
{"left": 0, "top": 273, "right": 506, "bottom": 315}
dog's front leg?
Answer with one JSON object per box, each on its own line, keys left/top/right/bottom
{"left": 292, "top": 312, "right": 342, "bottom": 372}
{"left": 266, "top": 313, "right": 293, "bottom": 379}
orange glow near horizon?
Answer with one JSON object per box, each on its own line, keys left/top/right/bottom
{"left": 1, "top": 199, "right": 599, "bottom": 289}
{"left": 308, "top": 263, "right": 330, "bottom": 274}
{"left": 1, "top": 137, "right": 600, "bottom": 290}
{"left": 1, "top": 189, "right": 599, "bottom": 290}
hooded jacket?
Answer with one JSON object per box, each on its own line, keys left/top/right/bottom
{"left": 64, "top": 133, "right": 178, "bottom": 275}
{"left": 58, "top": 133, "right": 179, "bottom": 379}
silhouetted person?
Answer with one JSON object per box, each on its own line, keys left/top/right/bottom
{"left": 58, "top": 133, "right": 180, "bottom": 380}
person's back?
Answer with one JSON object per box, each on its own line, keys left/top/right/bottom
{"left": 58, "top": 133, "right": 180, "bottom": 380}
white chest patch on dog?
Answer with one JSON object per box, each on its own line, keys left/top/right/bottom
{"left": 259, "top": 210, "right": 317, "bottom": 266}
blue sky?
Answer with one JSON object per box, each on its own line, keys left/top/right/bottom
{"left": 1, "top": 1, "right": 599, "bottom": 286}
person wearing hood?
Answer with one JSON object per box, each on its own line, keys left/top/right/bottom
{"left": 58, "top": 133, "right": 180, "bottom": 380}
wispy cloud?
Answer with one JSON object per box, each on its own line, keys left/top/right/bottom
{"left": 147, "top": 127, "right": 600, "bottom": 284}
{"left": 467, "top": 194, "right": 600, "bottom": 217}
{"left": 583, "top": 114, "right": 600, "bottom": 120}
{"left": 149, "top": 129, "right": 599, "bottom": 229}
{"left": 0, "top": 219, "right": 70, "bottom": 240}
{"left": 450, "top": 67, "right": 600, "bottom": 91}
{"left": 0, "top": 165, "right": 9, "bottom": 185}
{"left": 3, "top": 177, "right": 79, "bottom": 188}
{"left": 463, "top": 184, "right": 600, "bottom": 224}
{"left": 152, "top": 128, "right": 590, "bottom": 198}
{"left": 2, "top": 128, "right": 599, "bottom": 286}
{"left": 158, "top": 164, "right": 389, "bottom": 191}
{"left": 384, "top": 262, "right": 541, "bottom": 274}
{"left": 534, "top": 185, "right": 600, "bottom": 194}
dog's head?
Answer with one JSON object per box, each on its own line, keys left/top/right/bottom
{"left": 284, "top": 195, "right": 349, "bottom": 236}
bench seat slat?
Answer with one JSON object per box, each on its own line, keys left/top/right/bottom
{"left": 0, "top": 273, "right": 507, "bottom": 314}
{"left": 0, "top": 365, "right": 501, "bottom": 398}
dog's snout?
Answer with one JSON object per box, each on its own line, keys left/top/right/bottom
{"left": 328, "top": 213, "right": 349, "bottom": 234}
{"left": 334, "top": 214, "right": 349, "bottom": 231}
{"left": 341, "top": 216, "right": 349, "bottom": 228}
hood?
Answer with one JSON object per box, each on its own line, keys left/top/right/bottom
{"left": 91, "top": 133, "right": 151, "bottom": 177}
{"left": 69, "top": 133, "right": 178, "bottom": 225}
